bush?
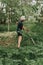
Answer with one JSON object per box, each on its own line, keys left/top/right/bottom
{"left": 0, "top": 24, "right": 16, "bottom": 32}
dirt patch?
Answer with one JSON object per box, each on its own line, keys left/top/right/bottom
{"left": 0, "top": 31, "right": 17, "bottom": 37}
{"left": 0, "top": 31, "right": 17, "bottom": 46}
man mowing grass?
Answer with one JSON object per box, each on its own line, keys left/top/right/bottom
{"left": 17, "top": 16, "right": 27, "bottom": 48}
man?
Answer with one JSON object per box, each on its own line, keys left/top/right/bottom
{"left": 17, "top": 16, "right": 26, "bottom": 48}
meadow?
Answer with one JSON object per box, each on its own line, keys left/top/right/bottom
{"left": 0, "top": 22, "right": 43, "bottom": 65}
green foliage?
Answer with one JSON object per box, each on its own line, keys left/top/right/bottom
{"left": 0, "top": 24, "right": 16, "bottom": 32}
{"left": 0, "top": 0, "right": 42, "bottom": 24}
{"left": 0, "top": 22, "right": 43, "bottom": 65}
{"left": 0, "top": 0, "right": 43, "bottom": 65}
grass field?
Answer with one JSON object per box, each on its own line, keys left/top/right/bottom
{"left": 0, "top": 22, "right": 43, "bottom": 65}
{"left": 0, "top": 24, "right": 16, "bottom": 32}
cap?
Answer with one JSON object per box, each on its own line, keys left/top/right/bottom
{"left": 20, "top": 16, "right": 25, "bottom": 21}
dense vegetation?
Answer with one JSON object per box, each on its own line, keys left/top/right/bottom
{"left": 0, "top": 22, "right": 43, "bottom": 65}
{"left": 0, "top": 0, "right": 43, "bottom": 65}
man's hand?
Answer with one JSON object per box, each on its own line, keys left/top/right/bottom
{"left": 23, "top": 26, "right": 29, "bottom": 32}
